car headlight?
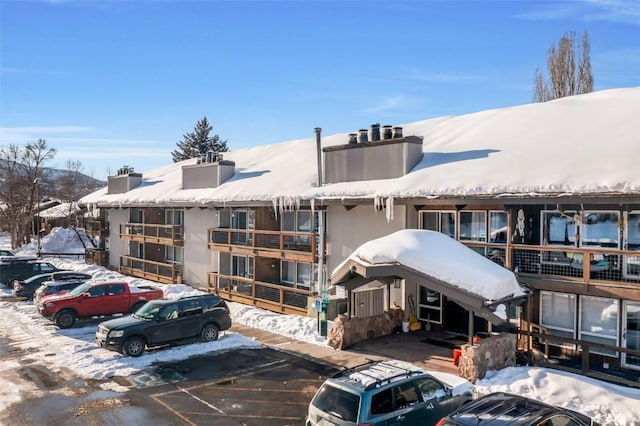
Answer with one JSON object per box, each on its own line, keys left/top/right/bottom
{"left": 109, "top": 330, "right": 124, "bottom": 338}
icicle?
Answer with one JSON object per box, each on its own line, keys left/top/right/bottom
{"left": 386, "top": 196, "right": 394, "bottom": 222}
{"left": 310, "top": 198, "right": 315, "bottom": 214}
{"left": 272, "top": 198, "right": 279, "bottom": 220}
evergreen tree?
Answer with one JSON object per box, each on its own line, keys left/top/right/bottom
{"left": 171, "top": 117, "right": 229, "bottom": 162}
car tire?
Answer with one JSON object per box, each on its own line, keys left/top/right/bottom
{"left": 122, "top": 337, "right": 145, "bottom": 357}
{"left": 55, "top": 310, "right": 76, "bottom": 329}
{"left": 201, "top": 324, "right": 219, "bottom": 342}
{"left": 11, "top": 280, "right": 21, "bottom": 292}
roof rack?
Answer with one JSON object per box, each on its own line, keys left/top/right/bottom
{"left": 334, "top": 359, "right": 424, "bottom": 391}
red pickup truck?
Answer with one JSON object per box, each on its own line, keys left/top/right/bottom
{"left": 37, "top": 280, "right": 164, "bottom": 328}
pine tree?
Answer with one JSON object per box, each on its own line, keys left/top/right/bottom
{"left": 171, "top": 117, "right": 229, "bottom": 162}
{"left": 533, "top": 31, "right": 594, "bottom": 103}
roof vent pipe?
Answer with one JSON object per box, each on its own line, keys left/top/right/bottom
{"left": 393, "top": 126, "right": 403, "bottom": 139}
{"left": 206, "top": 150, "right": 214, "bottom": 163}
{"left": 370, "top": 123, "right": 380, "bottom": 142}
{"left": 314, "top": 127, "right": 323, "bottom": 187}
{"left": 358, "top": 129, "right": 368, "bottom": 143}
{"left": 348, "top": 133, "right": 358, "bottom": 144}
{"left": 382, "top": 125, "right": 393, "bottom": 140}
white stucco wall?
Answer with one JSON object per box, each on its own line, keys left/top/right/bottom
{"left": 326, "top": 204, "right": 407, "bottom": 273}
{"left": 183, "top": 208, "right": 217, "bottom": 287}
{"left": 107, "top": 208, "right": 129, "bottom": 270}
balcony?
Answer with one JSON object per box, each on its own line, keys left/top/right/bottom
{"left": 208, "top": 272, "right": 313, "bottom": 316}
{"left": 120, "top": 223, "right": 184, "bottom": 246}
{"left": 120, "top": 255, "right": 181, "bottom": 284}
{"left": 462, "top": 240, "right": 640, "bottom": 288}
{"left": 208, "top": 228, "right": 317, "bottom": 262}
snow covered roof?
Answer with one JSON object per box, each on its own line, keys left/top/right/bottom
{"left": 79, "top": 87, "right": 640, "bottom": 208}
{"left": 330, "top": 229, "right": 525, "bottom": 324}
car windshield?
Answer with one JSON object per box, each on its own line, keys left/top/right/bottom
{"left": 69, "top": 282, "right": 91, "bottom": 296}
{"left": 134, "top": 301, "right": 162, "bottom": 319}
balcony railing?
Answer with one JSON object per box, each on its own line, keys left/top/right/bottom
{"left": 120, "top": 255, "right": 181, "bottom": 284}
{"left": 120, "top": 223, "right": 184, "bottom": 246}
{"left": 517, "top": 321, "right": 640, "bottom": 388}
{"left": 208, "top": 227, "right": 317, "bottom": 261}
{"left": 462, "top": 241, "right": 640, "bottom": 286}
{"left": 208, "top": 272, "right": 313, "bottom": 316}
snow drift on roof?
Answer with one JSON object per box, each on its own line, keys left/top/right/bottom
{"left": 347, "top": 229, "right": 525, "bottom": 302}
{"left": 80, "top": 87, "right": 640, "bottom": 207}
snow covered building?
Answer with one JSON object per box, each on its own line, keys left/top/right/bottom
{"left": 80, "top": 87, "right": 640, "bottom": 383}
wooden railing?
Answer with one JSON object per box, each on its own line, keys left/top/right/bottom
{"left": 208, "top": 272, "right": 313, "bottom": 316}
{"left": 207, "top": 227, "right": 317, "bottom": 262}
{"left": 120, "top": 255, "right": 181, "bottom": 284}
{"left": 120, "top": 223, "right": 184, "bottom": 246}
{"left": 462, "top": 241, "right": 640, "bottom": 286}
{"left": 518, "top": 322, "right": 640, "bottom": 388}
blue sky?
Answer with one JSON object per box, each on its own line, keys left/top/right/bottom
{"left": 1, "top": 0, "right": 639, "bottom": 181}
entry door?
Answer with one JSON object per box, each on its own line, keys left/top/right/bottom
{"left": 622, "top": 301, "right": 640, "bottom": 370}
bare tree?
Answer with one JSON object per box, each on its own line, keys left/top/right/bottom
{"left": 0, "top": 139, "right": 56, "bottom": 248}
{"left": 533, "top": 31, "right": 594, "bottom": 102}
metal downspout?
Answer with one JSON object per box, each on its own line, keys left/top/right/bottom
{"left": 314, "top": 128, "right": 325, "bottom": 293}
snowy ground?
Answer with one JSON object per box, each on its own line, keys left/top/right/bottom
{"left": 0, "top": 228, "right": 639, "bottom": 425}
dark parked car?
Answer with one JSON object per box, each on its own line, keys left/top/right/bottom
{"left": 306, "top": 359, "right": 474, "bottom": 426}
{"left": 13, "top": 271, "right": 92, "bottom": 299}
{"left": 0, "top": 259, "right": 61, "bottom": 288}
{"left": 436, "top": 392, "right": 599, "bottom": 426}
{"left": 33, "top": 279, "right": 89, "bottom": 305}
{"left": 96, "top": 294, "right": 232, "bottom": 357}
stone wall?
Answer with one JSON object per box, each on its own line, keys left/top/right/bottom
{"left": 328, "top": 312, "right": 397, "bottom": 350}
{"left": 458, "top": 333, "right": 516, "bottom": 383}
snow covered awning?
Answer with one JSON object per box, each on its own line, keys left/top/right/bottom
{"left": 330, "top": 230, "right": 528, "bottom": 324}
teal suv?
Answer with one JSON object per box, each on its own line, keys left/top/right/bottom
{"left": 306, "top": 359, "right": 474, "bottom": 426}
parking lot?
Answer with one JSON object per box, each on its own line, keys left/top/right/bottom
{"left": 135, "top": 347, "right": 338, "bottom": 425}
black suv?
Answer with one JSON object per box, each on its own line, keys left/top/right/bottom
{"left": 96, "top": 294, "right": 232, "bottom": 357}
{"left": 436, "top": 392, "right": 599, "bottom": 426}
{"left": 0, "top": 259, "right": 61, "bottom": 288}
{"left": 13, "top": 271, "right": 92, "bottom": 299}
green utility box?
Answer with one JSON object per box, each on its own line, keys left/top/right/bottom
{"left": 307, "top": 296, "right": 347, "bottom": 320}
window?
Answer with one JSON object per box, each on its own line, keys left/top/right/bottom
{"left": 581, "top": 211, "right": 620, "bottom": 248}
{"left": 231, "top": 209, "right": 254, "bottom": 230}
{"left": 489, "top": 211, "right": 508, "bottom": 243}
{"left": 371, "top": 388, "right": 393, "bottom": 414}
{"left": 542, "top": 211, "right": 578, "bottom": 246}
{"left": 106, "top": 284, "right": 125, "bottom": 295}
{"left": 415, "top": 376, "right": 446, "bottom": 401}
{"left": 540, "top": 291, "right": 576, "bottom": 347}
{"left": 165, "top": 209, "right": 184, "bottom": 226}
{"left": 281, "top": 260, "right": 314, "bottom": 289}
{"left": 459, "top": 211, "right": 486, "bottom": 242}
{"left": 419, "top": 211, "right": 456, "bottom": 239}
{"left": 579, "top": 295, "right": 618, "bottom": 356}
{"left": 232, "top": 254, "right": 254, "bottom": 279}
{"left": 88, "top": 286, "right": 106, "bottom": 297}
{"left": 282, "top": 210, "right": 313, "bottom": 232}
{"left": 418, "top": 285, "right": 441, "bottom": 324}
{"left": 625, "top": 212, "right": 640, "bottom": 278}
{"left": 393, "top": 381, "right": 419, "bottom": 408}
{"left": 165, "top": 246, "right": 184, "bottom": 264}
{"left": 129, "top": 241, "right": 143, "bottom": 258}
